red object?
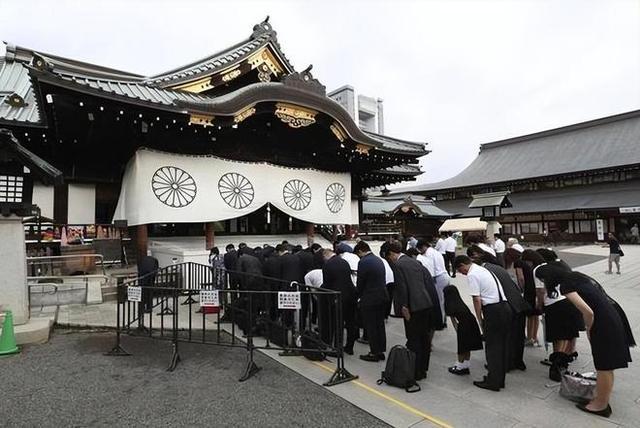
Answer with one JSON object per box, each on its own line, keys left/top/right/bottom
{"left": 202, "top": 306, "right": 220, "bottom": 314}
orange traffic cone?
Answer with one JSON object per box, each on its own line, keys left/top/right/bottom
{"left": 0, "top": 310, "right": 20, "bottom": 355}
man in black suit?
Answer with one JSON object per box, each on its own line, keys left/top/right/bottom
{"left": 223, "top": 244, "right": 239, "bottom": 289}
{"left": 262, "top": 246, "right": 281, "bottom": 321}
{"left": 387, "top": 241, "right": 434, "bottom": 380}
{"left": 238, "top": 247, "right": 264, "bottom": 325}
{"left": 277, "top": 244, "right": 304, "bottom": 328}
{"left": 468, "top": 246, "right": 530, "bottom": 372}
{"left": 321, "top": 248, "right": 358, "bottom": 355}
{"left": 137, "top": 255, "right": 158, "bottom": 313}
{"left": 278, "top": 244, "right": 304, "bottom": 286}
{"left": 354, "top": 241, "right": 389, "bottom": 362}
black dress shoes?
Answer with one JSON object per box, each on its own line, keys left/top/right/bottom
{"left": 473, "top": 380, "right": 500, "bottom": 391}
{"left": 576, "top": 403, "right": 612, "bottom": 418}
{"left": 448, "top": 366, "right": 470, "bottom": 375}
{"left": 359, "top": 353, "right": 384, "bottom": 362}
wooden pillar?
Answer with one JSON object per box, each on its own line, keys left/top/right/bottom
{"left": 345, "top": 224, "right": 352, "bottom": 239}
{"left": 205, "top": 222, "right": 215, "bottom": 250}
{"left": 136, "top": 224, "right": 148, "bottom": 261}
{"left": 305, "top": 222, "right": 315, "bottom": 248}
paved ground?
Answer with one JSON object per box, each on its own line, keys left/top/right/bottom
{"left": 19, "top": 244, "right": 640, "bottom": 427}
{"left": 0, "top": 330, "right": 388, "bottom": 427}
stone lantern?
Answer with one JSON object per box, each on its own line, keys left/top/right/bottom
{"left": 0, "top": 128, "right": 62, "bottom": 327}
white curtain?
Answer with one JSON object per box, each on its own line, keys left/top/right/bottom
{"left": 113, "top": 149, "right": 353, "bottom": 226}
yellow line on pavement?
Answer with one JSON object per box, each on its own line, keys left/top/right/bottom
{"left": 312, "top": 362, "right": 453, "bottom": 428}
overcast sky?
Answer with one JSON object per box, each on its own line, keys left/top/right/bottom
{"left": 1, "top": 0, "right": 639, "bottom": 186}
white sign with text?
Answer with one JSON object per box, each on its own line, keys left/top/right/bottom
{"left": 596, "top": 219, "right": 605, "bottom": 241}
{"left": 200, "top": 290, "right": 220, "bottom": 307}
{"left": 278, "top": 291, "right": 301, "bottom": 310}
{"left": 127, "top": 286, "right": 142, "bottom": 302}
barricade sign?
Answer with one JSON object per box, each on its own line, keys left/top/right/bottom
{"left": 127, "top": 286, "right": 142, "bottom": 302}
{"left": 200, "top": 289, "right": 220, "bottom": 307}
{"left": 278, "top": 291, "right": 301, "bottom": 309}
{"left": 107, "top": 263, "right": 358, "bottom": 387}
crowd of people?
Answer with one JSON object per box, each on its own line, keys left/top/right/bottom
{"left": 207, "top": 233, "right": 635, "bottom": 419}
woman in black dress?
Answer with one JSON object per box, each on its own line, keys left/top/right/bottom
{"left": 535, "top": 265, "right": 632, "bottom": 418}
{"left": 507, "top": 249, "right": 542, "bottom": 347}
{"left": 443, "top": 285, "right": 483, "bottom": 375}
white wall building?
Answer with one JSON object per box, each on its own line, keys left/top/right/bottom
{"left": 328, "top": 85, "right": 385, "bottom": 134}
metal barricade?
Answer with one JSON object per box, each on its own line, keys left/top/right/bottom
{"left": 105, "top": 262, "right": 357, "bottom": 386}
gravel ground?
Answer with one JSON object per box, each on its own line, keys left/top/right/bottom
{"left": 0, "top": 330, "right": 389, "bottom": 428}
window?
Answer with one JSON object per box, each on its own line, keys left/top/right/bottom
{"left": 502, "top": 224, "right": 514, "bottom": 234}
{"left": 520, "top": 222, "right": 540, "bottom": 234}
{"left": 578, "top": 220, "right": 594, "bottom": 233}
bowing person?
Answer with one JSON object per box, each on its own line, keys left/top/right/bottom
{"left": 454, "top": 255, "right": 512, "bottom": 391}
{"left": 467, "top": 246, "right": 530, "bottom": 372}
{"left": 535, "top": 266, "right": 633, "bottom": 418}
{"left": 321, "top": 249, "right": 358, "bottom": 355}
{"left": 354, "top": 241, "right": 389, "bottom": 362}
{"left": 386, "top": 241, "right": 434, "bottom": 380}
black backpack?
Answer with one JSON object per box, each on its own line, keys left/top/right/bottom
{"left": 377, "top": 345, "right": 421, "bottom": 393}
{"left": 300, "top": 330, "right": 327, "bottom": 361}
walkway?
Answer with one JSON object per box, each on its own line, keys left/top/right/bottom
{"left": 36, "top": 245, "right": 640, "bottom": 427}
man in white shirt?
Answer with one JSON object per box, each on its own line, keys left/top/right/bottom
{"left": 417, "top": 238, "right": 449, "bottom": 326}
{"left": 435, "top": 234, "right": 447, "bottom": 255}
{"left": 304, "top": 269, "right": 323, "bottom": 288}
{"left": 507, "top": 238, "right": 524, "bottom": 253}
{"left": 444, "top": 233, "right": 457, "bottom": 277}
{"left": 337, "top": 242, "right": 359, "bottom": 286}
{"left": 493, "top": 234, "right": 506, "bottom": 267}
{"left": 455, "top": 255, "right": 512, "bottom": 392}
{"left": 467, "top": 233, "right": 497, "bottom": 257}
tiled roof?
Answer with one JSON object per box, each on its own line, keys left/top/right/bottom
{"left": 400, "top": 109, "right": 640, "bottom": 193}
{"left": 0, "top": 58, "right": 42, "bottom": 124}
{"left": 54, "top": 72, "right": 210, "bottom": 106}
{"left": 363, "top": 130, "right": 429, "bottom": 155}
{"left": 363, "top": 195, "right": 451, "bottom": 217}
{"left": 147, "top": 19, "right": 294, "bottom": 87}
{"left": 378, "top": 164, "right": 422, "bottom": 175}
{"left": 433, "top": 180, "right": 640, "bottom": 217}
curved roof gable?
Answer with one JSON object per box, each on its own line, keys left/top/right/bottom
{"left": 146, "top": 17, "right": 295, "bottom": 88}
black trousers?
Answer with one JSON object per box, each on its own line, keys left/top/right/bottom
{"left": 445, "top": 252, "right": 456, "bottom": 277}
{"left": 483, "top": 302, "right": 512, "bottom": 388}
{"left": 342, "top": 299, "right": 358, "bottom": 351}
{"left": 361, "top": 303, "right": 387, "bottom": 355}
{"left": 508, "top": 311, "right": 526, "bottom": 370}
{"left": 318, "top": 297, "right": 358, "bottom": 351}
{"left": 403, "top": 308, "right": 432, "bottom": 378}
{"left": 386, "top": 283, "right": 396, "bottom": 317}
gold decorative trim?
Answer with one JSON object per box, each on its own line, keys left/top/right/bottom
{"left": 189, "top": 114, "right": 215, "bottom": 127}
{"left": 173, "top": 76, "right": 214, "bottom": 93}
{"left": 248, "top": 47, "right": 283, "bottom": 78}
{"left": 222, "top": 68, "right": 242, "bottom": 83}
{"left": 257, "top": 63, "right": 271, "bottom": 82}
{"left": 330, "top": 122, "right": 346, "bottom": 142}
{"left": 274, "top": 103, "right": 317, "bottom": 128}
{"left": 234, "top": 107, "right": 256, "bottom": 124}
{"left": 355, "top": 144, "right": 371, "bottom": 155}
